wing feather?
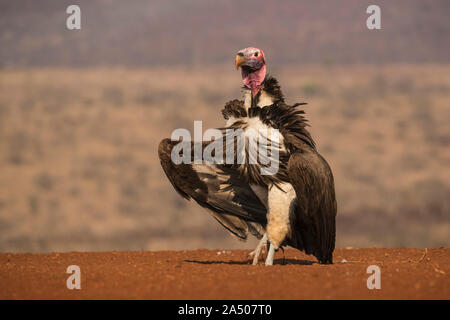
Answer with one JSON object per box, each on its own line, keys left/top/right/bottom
{"left": 286, "top": 149, "right": 337, "bottom": 264}
{"left": 159, "top": 138, "right": 267, "bottom": 240}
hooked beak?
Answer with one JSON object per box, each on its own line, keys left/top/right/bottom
{"left": 235, "top": 53, "right": 246, "bottom": 70}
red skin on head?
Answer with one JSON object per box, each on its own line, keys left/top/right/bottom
{"left": 242, "top": 64, "right": 266, "bottom": 97}
{"left": 238, "top": 48, "right": 266, "bottom": 97}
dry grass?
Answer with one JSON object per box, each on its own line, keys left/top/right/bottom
{"left": 0, "top": 65, "right": 449, "bottom": 253}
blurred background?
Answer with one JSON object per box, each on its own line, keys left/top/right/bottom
{"left": 0, "top": 0, "right": 449, "bottom": 252}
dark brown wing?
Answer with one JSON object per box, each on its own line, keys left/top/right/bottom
{"left": 158, "top": 138, "right": 267, "bottom": 240}
{"left": 286, "top": 148, "right": 337, "bottom": 264}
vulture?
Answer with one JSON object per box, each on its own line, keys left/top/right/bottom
{"left": 158, "top": 47, "right": 337, "bottom": 265}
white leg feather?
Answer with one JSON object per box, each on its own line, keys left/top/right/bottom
{"left": 266, "top": 183, "right": 295, "bottom": 250}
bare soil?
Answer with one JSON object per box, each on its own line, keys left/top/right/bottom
{"left": 0, "top": 248, "right": 448, "bottom": 299}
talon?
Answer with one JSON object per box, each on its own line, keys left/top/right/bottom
{"left": 249, "top": 233, "right": 267, "bottom": 265}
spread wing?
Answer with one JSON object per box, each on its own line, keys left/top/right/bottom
{"left": 286, "top": 149, "right": 337, "bottom": 264}
{"left": 158, "top": 138, "right": 267, "bottom": 240}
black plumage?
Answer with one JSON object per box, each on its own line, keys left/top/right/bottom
{"left": 159, "top": 76, "right": 337, "bottom": 264}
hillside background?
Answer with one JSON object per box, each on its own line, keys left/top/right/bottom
{"left": 0, "top": 0, "right": 449, "bottom": 252}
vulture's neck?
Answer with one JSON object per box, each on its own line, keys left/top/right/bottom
{"left": 242, "top": 76, "right": 285, "bottom": 110}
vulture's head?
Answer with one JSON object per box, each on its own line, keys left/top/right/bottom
{"left": 235, "top": 47, "right": 266, "bottom": 97}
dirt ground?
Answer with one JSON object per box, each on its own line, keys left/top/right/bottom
{"left": 0, "top": 248, "right": 448, "bottom": 299}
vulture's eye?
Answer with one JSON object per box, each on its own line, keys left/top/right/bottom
{"left": 254, "top": 52, "right": 259, "bottom": 57}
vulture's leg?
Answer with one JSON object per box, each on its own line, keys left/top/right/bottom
{"left": 249, "top": 233, "right": 267, "bottom": 265}
{"left": 265, "top": 242, "right": 275, "bottom": 266}
{"left": 265, "top": 183, "right": 296, "bottom": 266}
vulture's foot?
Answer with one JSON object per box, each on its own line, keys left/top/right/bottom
{"left": 265, "top": 243, "right": 275, "bottom": 266}
{"left": 249, "top": 233, "right": 268, "bottom": 265}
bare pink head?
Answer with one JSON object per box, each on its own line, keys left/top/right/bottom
{"left": 235, "top": 47, "right": 266, "bottom": 97}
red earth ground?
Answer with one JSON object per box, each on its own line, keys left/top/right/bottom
{"left": 0, "top": 248, "right": 448, "bottom": 299}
